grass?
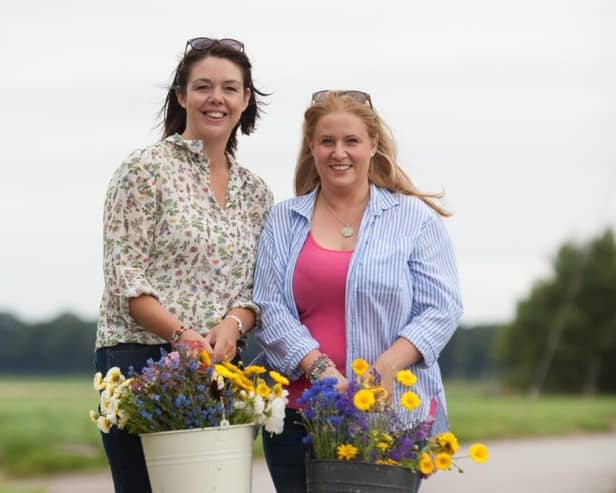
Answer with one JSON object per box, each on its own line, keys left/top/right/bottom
{"left": 444, "top": 380, "right": 616, "bottom": 442}
{"left": 1, "top": 376, "right": 615, "bottom": 480}
{"left": 0, "top": 376, "right": 105, "bottom": 478}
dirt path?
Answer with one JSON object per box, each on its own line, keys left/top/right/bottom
{"left": 41, "top": 433, "right": 616, "bottom": 493}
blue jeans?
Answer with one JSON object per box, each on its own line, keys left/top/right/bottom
{"left": 95, "top": 342, "right": 170, "bottom": 493}
{"left": 262, "top": 408, "right": 310, "bottom": 493}
{"left": 262, "top": 408, "right": 423, "bottom": 493}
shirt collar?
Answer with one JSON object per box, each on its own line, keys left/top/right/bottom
{"left": 290, "top": 183, "right": 399, "bottom": 221}
{"left": 165, "top": 133, "right": 245, "bottom": 196}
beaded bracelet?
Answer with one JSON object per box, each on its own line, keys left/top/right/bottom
{"left": 306, "top": 354, "right": 334, "bottom": 383}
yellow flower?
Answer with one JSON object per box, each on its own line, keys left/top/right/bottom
{"left": 395, "top": 369, "right": 417, "bottom": 387}
{"left": 222, "top": 361, "right": 242, "bottom": 374}
{"left": 469, "top": 443, "right": 489, "bottom": 463}
{"left": 419, "top": 452, "right": 434, "bottom": 475}
{"left": 436, "top": 432, "right": 459, "bottom": 455}
{"left": 435, "top": 452, "right": 452, "bottom": 470}
{"left": 375, "top": 458, "right": 400, "bottom": 466}
{"left": 377, "top": 441, "right": 390, "bottom": 451}
{"left": 243, "top": 365, "right": 267, "bottom": 376}
{"left": 351, "top": 359, "right": 369, "bottom": 376}
{"left": 336, "top": 443, "right": 359, "bottom": 461}
{"left": 214, "top": 364, "right": 236, "bottom": 380}
{"left": 269, "top": 370, "right": 290, "bottom": 386}
{"left": 379, "top": 433, "right": 393, "bottom": 444}
{"left": 272, "top": 383, "right": 286, "bottom": 398}
{"left": 353, "top": 389, "right": 376, "bottom": 411}
{"left": 256, "top": 381, "right": 271, "bottom": 397}
{"left": 370, "top": 386, "right": 388, "bottom": 400}
{"left": 198, "top": 350, "right": 211, "bottom": 367}
{"left": 400, "top": 391, "right": 421, "bottom": 410}
{"left": 233, "top": 374, "right": 255, "bottom": 392}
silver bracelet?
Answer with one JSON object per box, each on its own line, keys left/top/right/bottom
{"left": 226, "top": 314, "right": 244, "bottom": 336}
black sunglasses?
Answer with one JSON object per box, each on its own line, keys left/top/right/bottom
{"left": 184, "top": 37, "right": 244, "bottom": 55}
{"left": 311, "top": 90, "right": 373, "bottom": 109}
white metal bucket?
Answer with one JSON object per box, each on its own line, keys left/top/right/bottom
{"left": 140, "top": 423, "right": 255, "bottom": 492}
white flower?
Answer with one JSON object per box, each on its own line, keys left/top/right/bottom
{"left": 96, "top": 415, "right": 113, "bottom": 433}
{"left": 116, "top": 409, "right": 129, "bottom": 429}
{"left": 234, "top": 399, "right": 247, "bottom": 409}
{"left": 89, "top": 410, "right": 99, "bottom": 423}
{"left": 263, "top": 397, "right": 286, "bottom": 434}
{"left": 93, "top": 372, "right": 105, "bottom": 391}
{"left": 99, "top": 389, "right": 113, "bottom": 414}
{"left": 263, "top": 413, "right": 284, "bottom": 434}
{"left": 252, "top": 395, "right": 265, "bottom": 417}
{"left": 103, "top": 367, "right": 125, "bottom": 387}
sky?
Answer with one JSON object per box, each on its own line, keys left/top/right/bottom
{"left": 0, "top": 0, "right": 614, "bottom": 325}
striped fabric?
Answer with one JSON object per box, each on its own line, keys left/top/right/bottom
{"left": 253, "top": 184, "right": 463, "bottom": 433}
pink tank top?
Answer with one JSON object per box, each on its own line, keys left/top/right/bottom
{"left": 288, "top": 232, "right": 353, "bottom": 408}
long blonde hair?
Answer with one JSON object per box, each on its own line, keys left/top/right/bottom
{"left": 294, "top": 92, "right": 450, "bottom": 217}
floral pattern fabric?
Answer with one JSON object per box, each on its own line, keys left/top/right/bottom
{"left": 96, "top": 134, "right": 273, "bottom": 349}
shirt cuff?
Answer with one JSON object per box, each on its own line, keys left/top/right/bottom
{"left": 281, "top": 338, "right": 320, "bottom": 381}
{"left": 398, "top": 323, "right": 437, "bottom": 368}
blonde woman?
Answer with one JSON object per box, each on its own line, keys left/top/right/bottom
{"left": 253, "top": 91, "right": 462, "bottom": 492}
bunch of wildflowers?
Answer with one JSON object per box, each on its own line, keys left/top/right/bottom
{"left": 298, "top": 358, "right": 488, "bottom": 480}
{"left": 90, "top": 343, "right": 289, "bottom": 435}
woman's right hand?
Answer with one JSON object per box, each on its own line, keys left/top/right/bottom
{"left": 319, "top": 366, "right": 348, "bottom": 393}
{"left": 178, "top": 328, "right": 213, "bottom": 353}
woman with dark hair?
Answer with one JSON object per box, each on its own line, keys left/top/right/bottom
{"left": 95, "top": 38, "right": 272, "bottom": 493}
{"left": 253, "top": 90, "right": 462, "bottom": 492}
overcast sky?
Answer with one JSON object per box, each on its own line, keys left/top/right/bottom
{"left": 1, "top": 0, "right": 614, "bottom": 325}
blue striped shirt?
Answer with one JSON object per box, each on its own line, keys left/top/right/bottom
{"left": 253, "top": 184, "right": 463, "bottom": 433}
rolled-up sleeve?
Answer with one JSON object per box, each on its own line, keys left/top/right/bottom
{"left": 253, "top": 212, "right": 318, "bottom": 380}
{"left": 398, "top": 215, "right": 463, "bottom": 368}
{"left": 102, "top": 150, "right": 159, "bottom": 312}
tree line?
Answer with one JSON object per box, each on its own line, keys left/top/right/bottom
{"left": 2, "top": 228, "right": 614, "bottom": 394}
{"left": 0, "top": 311, "right": 498, "bottom": 380}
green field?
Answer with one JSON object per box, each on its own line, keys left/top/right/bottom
{"left": 1, "top": 376, "right": 615, "bottom": 481}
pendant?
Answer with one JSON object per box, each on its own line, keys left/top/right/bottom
{"left": 341, "top": 225, "right": 354, "bottom": 238}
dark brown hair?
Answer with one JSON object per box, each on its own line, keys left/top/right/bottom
{"left": 159, "top": 41, "right": 266, "bottom": 157}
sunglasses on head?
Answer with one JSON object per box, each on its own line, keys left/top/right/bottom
{"left": 311, "top": 90, "right": 373, "bottom": 109}
{"left": 184, "top": 37, "right": 245, "bottom": 55}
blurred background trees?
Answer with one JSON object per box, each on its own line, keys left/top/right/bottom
{"left": 497, "top": 229, "right": 616, "bottom": 394}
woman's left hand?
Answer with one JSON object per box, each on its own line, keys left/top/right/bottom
{"left": 371, "top": 339, "right": 422, "bottom": 404}
{"left": 371, "top": 353, "right": 397, "bottom": 404}
{"left": 204, "top": 318, "right": 241, "bottom": 362}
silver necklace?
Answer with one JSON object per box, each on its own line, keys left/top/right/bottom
{"left": 321, "top": 198, "right": 355, "bottom": 238}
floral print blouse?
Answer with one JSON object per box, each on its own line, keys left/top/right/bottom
{"left": 96, "top": 134, "right": 273, "bottom": 349}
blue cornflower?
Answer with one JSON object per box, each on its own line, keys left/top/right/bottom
{"left": 175, "top": 394, "right": 189, "bottom": 408}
